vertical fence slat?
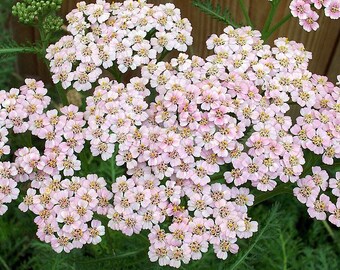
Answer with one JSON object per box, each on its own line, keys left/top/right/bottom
{"left": 326, "top": 32, "right": 340, "bottom": 82}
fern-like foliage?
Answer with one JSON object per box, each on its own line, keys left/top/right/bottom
{"left": 0, "top": 0, "right": 20, "bottom": 89}
{"left": 192, "top": 0, "right": 243, "bottom": 28}
{"left": 0, "top": 38, "right": 40, "bottom": 90}
{"left": 255, "top": 204, "right": 303, "bottom": 270}
{"left": 222, "top": 204, "right": 281, "bottom": 270}
{"left": 0, "top": 38, "right": 39, "bottom": 61}
{"left": 1, "top": 192, "right": 340, "bottom": 270}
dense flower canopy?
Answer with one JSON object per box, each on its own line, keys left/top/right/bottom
{"left": 1, "top": 0, "right": 340, "bottom": 268}
{"left": 46, "top": 0, "right": 193, "bottom": 91}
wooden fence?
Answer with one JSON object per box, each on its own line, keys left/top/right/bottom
{"left": 11, "top": 0, "right": 340, "bottom": 82}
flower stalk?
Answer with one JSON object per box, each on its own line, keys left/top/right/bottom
{"left": 238, "top": 0, "right": 253, "bottom": 28}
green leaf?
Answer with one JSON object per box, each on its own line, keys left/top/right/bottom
{"left": 192, "top": 0, "right": 243, "bottom": 28}
{"left": 253, "top": 183, "right": 293, "bottom": 206}
{"left": 226, "top": 204, "right": 281, "bottom": 270}
{"left": 0, "top": 256, "right": 11, "bottom": 270}
{"left": 76, "top": 248, "right": 147, "bottom": 264}
{"left": 0, "top": 39, "right": 39, "bottom": 60}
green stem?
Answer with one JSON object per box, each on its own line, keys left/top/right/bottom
{"left": 56, "top": 83, "right": 69, "bottom": 106}
{"left": 279, "top": 230, "right": 288, "bottom": 270}
{"left": 79, "top": 151, "right": 88, "bottom": 175}
{"left": 111, "top": 156, "right": 116, "bottom": 182}
{"left": 254, "top": 184, "right": 292, "bottom": 206}
{"left": 76, "top": 248, "right": 147, "bottom": 264}
{"left": 263, "top": 13, "right": 292, "bottom": 41}
{"left": 238, "top": 0, "right": 253, "bottom": 28}
{"left": 111, "top": 144, "right": 119, "bottom": 182}
{"left": 87, "top": 155, "right": 94, "bottom": 166}
{"left": 322, "top": 220, "right": 335, "bottom": 240}
{"left": 109, "top": 62, "right": 122, "bottom": 83}
{"left": 38, "top": 23, "right": 48, "bottom": 49}
{"left": 262, "top": 0, "right": 280, "bottom": 35}
{"left": 157, "top": 49, "right": 169, "bottom": 62}
{"left": 145, "top": 28, "right": 156, "bottom": 40}
{"left": 0, "top": 256, "right": 10, "bottom": 270}
{"left": 322, "top": 220, "right": 340, "bottom": 250}
{"left": 0, "top": 46, "right": 38, "bottom": 55}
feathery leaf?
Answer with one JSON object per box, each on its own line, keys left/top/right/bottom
{"left": 0, "top": 39, "right": 40, "bottom": 61}
{"left": 192, "top": 0, "right": 243, "bottom": 28}
{"left": 227, "top": 204, "right": 281, "bottom": 270}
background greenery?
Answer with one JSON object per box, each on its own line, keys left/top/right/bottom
{"left": 1, "top": 194, "right": 340, "bottom": 270}
{"left": 0, "top": 0, "right": 20, "bottom": 88}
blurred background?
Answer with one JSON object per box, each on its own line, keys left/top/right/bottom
{"left": 4, "top": 0, "right": 340, "bottom": 87}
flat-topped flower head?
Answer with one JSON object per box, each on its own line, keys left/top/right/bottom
{"left": 47, "top": 0, "right": 193, "bottom": 91}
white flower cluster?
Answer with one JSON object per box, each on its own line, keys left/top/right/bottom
{"left": 46, "top": 0, "right": 193, "bottom": 91}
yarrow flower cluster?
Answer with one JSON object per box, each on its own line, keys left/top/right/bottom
{"left": 0, "top": 79, "right": 51, "bottom": 215}
{"left": 0, "top": 177, "right": 19, "bottom": 215}
{"left": 289, "top": 0, "right": 340, "bottom": 31}
{"left": 0, "top": 79, "right": 112, "bottom": 252}
{"left": 294, "top": 167, "right": 340, "bottom": 226}
{"left": 203, "top": 26, "right": 340, "bottom": 226}
{"left": 84, "top": 77, "right": 148, "bottom": 161}
{"left": 19, "top": 173, "right": 111, "bottom": 253}
{"left": 1, "top": 0, "right": 340, "bottom": 268}
{"left": 46, "top": 0, "right": 193, "bottom": 91}
{"left": 290, "top": 75, "right": 340, "bottom": 165}
{"left": 78, "top": 22, "right": 340, "bottom": 266}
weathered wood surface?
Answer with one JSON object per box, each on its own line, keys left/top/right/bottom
{"left": 11, "top": 0, "right": 340, "bottom": 82}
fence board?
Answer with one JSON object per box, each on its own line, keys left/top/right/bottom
{"left": 326, "top": 31, "right": 340, "bottom": 82}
